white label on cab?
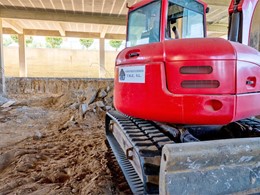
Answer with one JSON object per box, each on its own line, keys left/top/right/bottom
{"left": 118, "top": 66, "right": 145, "bottom": 83}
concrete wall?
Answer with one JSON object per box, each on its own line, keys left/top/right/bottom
{"left": 6, "top": 77, "right": 114, "bottom": 94}
{"left": 4, "top": 47, "right": 118, "bottom": 78}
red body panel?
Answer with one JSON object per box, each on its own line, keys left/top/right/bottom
{"left": 233, "top": 41, "right": 260, "bottom": 93}
{"left": 114, "top": 37, "right": 260, "bottom": 125}
{"left": 114, "top": 0, "right": 260, "bottom": 125}
{"left": 164, "top": 38, "right": 237, "bottom": 95}
{"left": 114, "top": 61, "right": 236, "bottom": 124}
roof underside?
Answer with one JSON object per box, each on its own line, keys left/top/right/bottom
{"left": 0, "top": 0, "right": 231, "bottom": 39}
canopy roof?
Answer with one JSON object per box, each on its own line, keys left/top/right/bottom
{"left": 0, "top": 0, "right": 231, "bottom": 39}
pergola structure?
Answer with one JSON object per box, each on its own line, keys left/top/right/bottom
{"left": 0, "top": 0, "right": 231, "bottom": 93}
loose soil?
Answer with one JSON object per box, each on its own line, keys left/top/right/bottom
{"left": 0, "top": 93, "right": 124, "bottom": 195}
{"left": 1, "top": 93, "right": 259, "bottom": 195}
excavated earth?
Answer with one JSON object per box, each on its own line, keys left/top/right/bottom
{"left": 0, "top": 89, "right": 129, "bottom": 195}
{"left": 1, "top": 88, "right": 260, "bottom": 195}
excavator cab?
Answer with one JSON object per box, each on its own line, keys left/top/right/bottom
{"left": 106, "top": 0, "right": 260, "bottom": 194}
{"left": 114, "top": 0, "right": 260, "bottom": 125}
{"left": 127, "top": 0, "right": 206, "bottom": 47}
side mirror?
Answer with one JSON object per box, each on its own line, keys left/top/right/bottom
{"left": 206, "top": 7, "right": 210, "bottom": 14}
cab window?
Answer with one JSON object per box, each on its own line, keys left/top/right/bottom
{"left": 249, "top": 2, "right": 260, "bottom": 51}
{"left": 127, "top": 1, "right": 161, "bottom": 47}
{"left": 166, "top": 0, "right": 204, "bottom": 39}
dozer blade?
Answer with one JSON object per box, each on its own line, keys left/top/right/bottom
{"left": 160, "top": 138, "right": 260, "bottom": 195}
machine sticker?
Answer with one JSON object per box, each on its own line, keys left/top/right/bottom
{"left": 119, "top": 66, "right": 145, "bottom": 83}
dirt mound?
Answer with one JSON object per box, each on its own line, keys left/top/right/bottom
{"left": 0, "top": 92, "right": 121, "bottom": 195}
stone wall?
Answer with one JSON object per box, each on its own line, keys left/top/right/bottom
{"left": 5, "top": 77, "right": 114, "bottom": 95}
{"left": 4, "top": 78, "right": 260, "bottom": 120}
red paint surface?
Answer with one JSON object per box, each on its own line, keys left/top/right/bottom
{"left": 114, "top": 0, "right": 260, "bottom": 125}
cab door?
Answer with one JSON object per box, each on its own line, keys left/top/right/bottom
{"left": 114, "top": 0, "right": 165, "bottom": 117}
{"left": 116, "top": 0, "right": 164, "bottom": 67}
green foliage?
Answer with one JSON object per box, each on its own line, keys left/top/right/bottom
{"left": 109, "top": 40, "right": 123, "bottom": 51}
{"left": 45, "top": 37, "right": 63, "bottom": 48}
{"left": 3, "top": 37, "right": 13, "bottom": 47}
{"left": 10, "top": 35, "right": 18, "bottom": 43}
{"left": 9, "top": 35, "right": 34, "bottom": 47}
{"left": 79, "top": 38, "right": 94, "bottom": 49}
{"left": 26, "top": 36, "right": 33, "bottom": 46}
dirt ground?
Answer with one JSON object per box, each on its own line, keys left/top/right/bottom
{"left": 1, "top": 92, "right": 260, "bottom": 195}
{"left": 0, "top": 93, "right": 122, "bottom": 195}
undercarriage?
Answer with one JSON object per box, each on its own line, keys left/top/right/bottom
{"left": 105, "top": 111, "right": 260, "bottom": 194}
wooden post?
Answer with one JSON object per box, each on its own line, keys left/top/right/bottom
{"left": 99, "top": 38, "right": 106, "bottom": 78}
{"left": 18, "top": 33, "right": 27, "bottom": 77}
{"left": 0, "top": 18, "right": 5, "bottom": 94}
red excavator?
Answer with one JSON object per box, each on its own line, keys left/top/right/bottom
{"left": 105, "top": 0, "right": 260, "bottom": 194}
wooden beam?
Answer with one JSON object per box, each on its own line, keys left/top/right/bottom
{"left": 66, "top": 31, "right": 100, "bottom": 38}
{"left": 3, "top": 28, "right": 125, "bottom": 39}
{"left": 105, "top": 33, "right": 126, "bottom": 40}
{"left": 207, "top": 32, "right": 227, "bottom": 38}
{"left": 3, "top": 28, "right": 16, "bottom": 34}
{"left": 3, "top": 26, "right": 224, "bottom": 40}
{"left": 204, "top": 0, "right": 230, "bottom": 7}
{"left": 24, "top": 29, "right": 101, "bottom": 38}
{"left": 71, "top": 0, "right": 76, "bottom": 13}
{"left": 92, "top": 0, "right": 95, "bottom": 13}
{"left": 23, "top": 29, "right": 60, "bottom": 37}
{"left": 207, "top": 23, "right": 228, "bottom": 33}
{"left": 56, "top": 23, "right": 66, "bottom": 36}
{"left": 110, "top": 0, "right": 117, "bottom": 15}
{"left": 81, "top": 0, "right": 85, "bottom": 12}
{"left": 0, "top": 7, "right": 126, "bottom": 26}
{"left": 4, "top": 19, "right": 23, "bottom": 34}
{"left": 101, "top": 25, "right": 108, "bottom": 38}
{"left": 118, "top": 0, "right": 127, "bottom": 16}
{"left": 101, "top": 0, "right": 106, "bottom": 15}
{"left": 38, "top": 0, "right": 46, "bottom": 10}
{"left": 208, "top": 11, "right": 228, "bottom": 24}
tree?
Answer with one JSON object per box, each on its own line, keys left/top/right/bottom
{"left": 10, "top": 35, "right": 34, "bottom": 47}
{"left": 26, "top": 36, "right": 33, "bottom": 47}
{"left": 3, "top": 37, "right": 13, "bottom": 47}
{"left": 45, "top": 37, "right": 63, "bottom": 48}
{"left": 109, "top": 40, "right": 123, "bottom": 51}
{"left": 79, "top": 38, "right": 94, "bottom": 49}
{"left": 10, "top": 35, "right": 18, "bottom": 43}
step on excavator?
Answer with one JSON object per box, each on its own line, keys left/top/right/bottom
{"left": 105, "top": 0, "right": 260, "bottom": 194}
